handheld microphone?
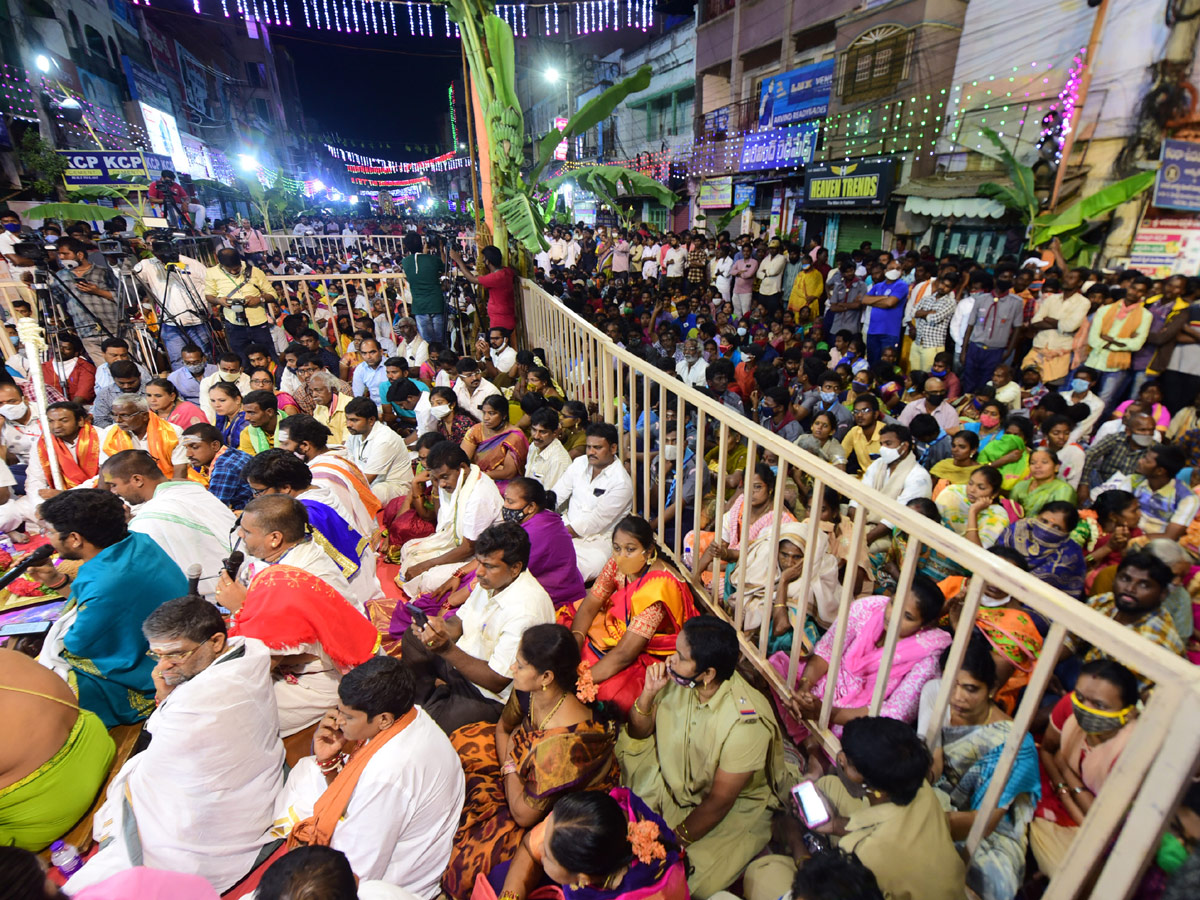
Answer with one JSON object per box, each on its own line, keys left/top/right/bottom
{"left": 222, "top": 550, "right": 244, "bottom": 580}
{"left": 185, "top": 563, "right": 202, "bottom": 599}
{"left": 0, "top": 544, "right": 55, "bottom": 592}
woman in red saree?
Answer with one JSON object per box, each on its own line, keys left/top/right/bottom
{"left": 444, "top": 625, "right": 619, "bottom": 900}
{"left": 559, "top": 516, "right": 697, "bottom": 716}
{"left": 462, "top": 394, "right": 528, "bottom": 493}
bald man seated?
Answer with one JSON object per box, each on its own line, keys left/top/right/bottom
{"left": 0, "top": 648, "right": 115, "bottom": 850}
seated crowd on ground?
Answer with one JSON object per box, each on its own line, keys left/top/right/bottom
{"left": 2, "top": 217, "right": 1200, "bottom": 900}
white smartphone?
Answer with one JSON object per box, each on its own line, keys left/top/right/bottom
{"left": 791, "top": 779, "right": 831, "bottom": 828}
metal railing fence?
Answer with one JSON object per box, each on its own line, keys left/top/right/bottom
{"left": 518, "top": 277, "right": 1200, "bottom": 900}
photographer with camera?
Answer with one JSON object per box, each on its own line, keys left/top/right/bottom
{"left": 204, "top": 248, "right": 277, "bottom": 365}
{"left": 147, "top": 170, "right": 193, "bottom": 231}
{"left": 133, "top": 236, "right": 212, "bottom": 366}
{"left": 53, "top": 237, "right": 121, "bottom": 363}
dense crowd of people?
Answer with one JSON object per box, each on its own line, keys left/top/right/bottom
{"left": 0, "top": 212, "right": 1198, "bottom": 900}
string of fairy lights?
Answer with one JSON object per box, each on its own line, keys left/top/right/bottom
{"left": 132, "top": 0, "right": 658, "bottom": 39}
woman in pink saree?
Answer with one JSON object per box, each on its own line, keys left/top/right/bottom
{"left": 463, "top": 394, "right": 528, "bottom": 493}
{"left": 770, "top": 574, "right": 951, "bottom": 745}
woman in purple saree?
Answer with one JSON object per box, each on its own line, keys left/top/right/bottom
{"left": 387, "top": 477, "right": 585, "bottom": 636}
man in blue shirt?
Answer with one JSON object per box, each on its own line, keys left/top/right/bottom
{"left": 167, "top": 344, "right": 216, "bottom": 404}
{"left": 863, "top": 260, "right": 909, "bottom": 367}
{"left": 351, "top": 338, "right": 389, "bottom": 400}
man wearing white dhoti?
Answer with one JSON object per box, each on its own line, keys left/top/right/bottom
{"left": 397, "top": 441, "right": 502, "bottom": 597}
{"left": 273, "top": 657, "right": 465, "bottom": 898}
{"left": 550, "top": 423, "right": 633, "bottom": 580}
{"left": 100, "top": 450, "right": 235, "bottom": 601}
{"left": 277, "top": 415, "right": 381, "bottom": 539}
{"left": 65, "top": 598, "right": 284, "bottom": 893}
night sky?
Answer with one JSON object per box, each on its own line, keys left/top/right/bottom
{"left": 272, "top": 29, "right": 463, "bottom": 155}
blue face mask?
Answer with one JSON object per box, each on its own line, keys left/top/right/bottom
{"left": 43, "top": 234, "right": 58, "bottom": 243}
{"left": 1070, "top": 378, "right": 1089, "bottom": 394}
{"left": 769, "top": 465, "right": 779, "bottom": 476}
{"left": 2, "top": 223, "right": 19, "bottom": 233}
{"left": 819, "top": 390, "right": 837, "bottom": 403}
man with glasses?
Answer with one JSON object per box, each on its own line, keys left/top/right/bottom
{"left": 101, "top": 449, "right": 235, "bottom": 602}
{"left": 64, "top": 596, "right": 284, "bottom": 893}
{"left": 98, "top": 394, "right": 189, "bottom": 480}
{"left": 33, "top": 489, "right": 188, "bottom": 728}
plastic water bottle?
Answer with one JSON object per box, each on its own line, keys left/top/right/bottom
{"left": 49, "top": 840, "right": 82, "bottom": 876}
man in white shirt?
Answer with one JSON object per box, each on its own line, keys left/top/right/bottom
{"left": 132, "top": 252, "right": 212, "bottom": 364}
{"left": 343, "top": 398, "right": 413, "bottom": 504}
{"left": 548, "top": 231, "right": 567, "bottom": 269}
{"left": 408, "top": 522, "right": 555, "bottom": 732}
{"left": 0, "top": 380, "right": 41, "bottom": 467}
{"left": 65, "top": 599, "right": 284, "bottom": 894}
{"left": 200, "top": 353, "right": 252, "bottom": 421}
{"left": 550, "top": 423, "right": 634, "bottom": 580}
{"left": 453, "top": 358, "right": 499, "bottom": 422}
{"left": 526, "top": 408, "right": 572, "bottom": 489}
{"left": 396, "top": 317, "right": 429, "bottom": 370}
{"left": 757, "top": 240, "right": 787, "bottom": 307}
{"left": 272, "top": 657, "right": 465, "bottom": 896}
{"left": 849, "top": 423, "right": 932, "bottom": 555}
{"left": 675, "top": 339, "right": 708, "bottom": 388}
{"left": 663, "top": 236, "right": 687, "bottom": 285}
{"left": 101, "top": 449, "right": 235, "bottom": 602}
{"left": 1022, "top": 267, "right": 1091, "bottom": 386}
{"left": 477, "top": 326, "right": 518, "bottom": 386}
{"left": 564, "top": 235, "right": 581, "bottom": 269}
{"left": 711, "top": 244, "right": 734, "bottom": 303}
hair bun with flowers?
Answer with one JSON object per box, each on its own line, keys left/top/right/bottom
{"left": 627, "top": 819, "right": 666, "bottom": 866}
{"left": 576, "top": 661, "right": 598, "bottom": 703}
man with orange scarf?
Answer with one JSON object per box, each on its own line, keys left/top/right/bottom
{"left": 1086, "top": 281, "right": 1151, "bottom": 417}
{"left": 98, "top": 393, "right": 188, "bottom": 480}
{"left": 271, "top": 656, "right": 464, "bottom": 897}
{"left": 225, "top": 562, "right": 378, "bottom": 736}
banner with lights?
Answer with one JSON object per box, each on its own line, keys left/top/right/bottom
{"left": 152, "top": 0, "right": 657, "bottom": 39}
{"left": 350, "top": 175, "right": 430, "bottom": 187}
{"left": 326, "top": 145, "right": 471, "bottom": 172}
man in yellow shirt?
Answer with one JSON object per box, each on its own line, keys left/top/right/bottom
{"left": 204, "top": 248, "right": 277, "bottom": 365}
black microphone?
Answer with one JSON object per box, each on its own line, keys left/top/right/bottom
{"left": 185, "top": 563, "right": 202, "bottom": 599}
{"left": 222, "top": 550, "right": 244, "bottom": 580}
{"left": 0, "top": 544, "right": 54, "bottom": 592}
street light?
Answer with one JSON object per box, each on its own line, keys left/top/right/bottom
{"left": 35, "top": 55, "right": 50, "bottom": 73}
{"left": 544, "top": 67, "right": 560, "bottom": 84}
{"left": 238, "top": 154, "right": 260, "bottom": 172}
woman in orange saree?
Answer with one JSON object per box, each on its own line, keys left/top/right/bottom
{"left": 443, "top": 625, "right": 619, "bottom": 900}
{"left": 559, "top": 517, "right": 697, "bottom": 716}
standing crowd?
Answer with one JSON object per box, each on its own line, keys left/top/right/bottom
{"left": 0, "top": 212, "right": 1198, "bottom": 900}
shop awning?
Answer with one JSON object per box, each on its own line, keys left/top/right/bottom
{"left": 903, "top": 196, "right": 1007, "bottom": 219}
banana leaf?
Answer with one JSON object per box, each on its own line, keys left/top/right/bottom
{"left": 22, "top": 202, "right": 124, "bottom": 223}
{"left": 712, "top": 200, "right": 751, "bottom": 234}
{"left": 496, "top": 188, "right": 549, "bottom": 253}
{"left": 63, "top": 185, "right": 135, "bottom": 201}
{"left": 1029, "top": 169, "right": 1156, "bottom": 246}
{"left": 529, "top": 65, "right": 653, "bottom": 183}
{"left": 482, "top": 14, "right": 518, "bottom": 110}
{"left": 544, "top": 165, "right": 677, "bottom": 210}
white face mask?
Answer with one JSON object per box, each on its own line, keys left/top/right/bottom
{"left": 662, "top": 444, "right": 678, "bottom": 461}
{"left": 878, "top": 445, "right": 902, "bottom": 464}
{"left": 60, "top": 259, "right": 80, "bottom": 270}
{"left": 0, "top": 402, "right": 27, "bottom": 421}
{"left": 980, "top": 592, "right": 1012, "bottom": 608}
{"left": 219, "top": 370, "right": 242, "bottom": 383}
{"left": 431, "top": 404, "right": 453, "bottom": 420}
{"left": 884, "top": 269, "right": 902, "bottom": 281}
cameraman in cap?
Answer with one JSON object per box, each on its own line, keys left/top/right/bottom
{"left": 204, "top": 248, "right": 277, "bottom": 365}
{"left": 148, "top": 170, "right": 192, "bottom": 230}
{"left": 133, "top": 236, "right": 212, "bottom": 366}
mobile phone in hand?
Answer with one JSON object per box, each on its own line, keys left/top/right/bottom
{"left": 406, "top": 602, "right": 430, "bottom": 629}
{"left": 792, "top": 779, "right": 831, "bottom": 829}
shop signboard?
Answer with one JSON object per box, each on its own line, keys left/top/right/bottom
{"left": 757, "top": 60, "right": 834, "bottom": 129}
{"left": 122, "top": 56, "right": 175, "bottom": 117}
{"left": 553, "top": 117, "right": 569, "bottom": 161}
{"left": 803, "top": 158, "right": 895, "bottom": 209}
{"left": 57, "top": 150, "right": 175, "bottom": 190}
{"left": 1128, "top": 216, "right": 1200, "bottom": 277}
{"left": 1153, "top": 139, "right": 1200, "bottom": 212}
{"left": 697, "top": 176, "right": 734, "bottom": 208}
{"left": 739, "top": 121, "right": 820, "bottom": 172}
{"left": 175, "top": 42, "right": 211, "bottom": 115}
{"left": 733, "top": 183, "right": 756, "bottom": 206}
{"left": 139, "top": 102, "right": 191, "bottom": 174}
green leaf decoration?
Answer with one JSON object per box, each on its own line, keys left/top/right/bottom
{"left": 1029, "top": 170, "right": 1156, "bottom": 246}
{"left": 544, "top": 165, "right": 678, "bottom": 210}
{"left": 497, "top": 191, "right": 549, "bottom": 253}
{"left": 483, "top": 15, "right": 518, "bottom": 109}
{"left": 23, "top": 202, "right": 125, "bottom": 222}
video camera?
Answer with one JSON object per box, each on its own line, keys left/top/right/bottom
{"left": 145, "top": 228, "right": 185, "bottom": 264}
{"left": 11, "top": 238, "right": 52, "bottom": 267}
{"left": 97, "top": 231, "right": 139, "bottom": 259}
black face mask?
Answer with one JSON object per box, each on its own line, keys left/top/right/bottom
{"left": 925, "top": 392, "right": 947, "bottom": 406}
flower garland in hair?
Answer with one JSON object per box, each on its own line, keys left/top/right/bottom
{"left": 576, "top": 661, "right": 598, "bottom": 702}
{"left": 628, "top": 819, "right": 667, "bottom": 865}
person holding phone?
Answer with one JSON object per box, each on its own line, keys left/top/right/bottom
{"left": 742, "top": 716, "right": 965, "bottom": 900}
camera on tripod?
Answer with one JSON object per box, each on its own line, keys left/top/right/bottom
{"left": 97, "top": 231, "right": 137, "bottom": 259}
{"left": 11, "top": 240, "right": 52, "bottom": 267}
{"left": 145, "top": 228, "right": 185, "bottom": 264}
